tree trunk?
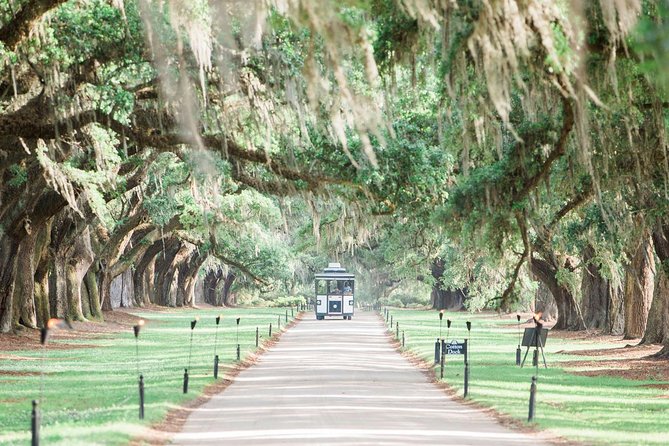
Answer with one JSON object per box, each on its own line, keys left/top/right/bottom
{"left": 153, "top": 242, "right": 183, "bottom": 306}
{"left": 430, "top": 257, "right": 465, "bottom": 310}
{"left": 530, "top": 257, "right": 585, "bottom": 330}
{"left": 623, "top": 233, "right": 655, "bottom": 339}
{"left": 33, "top": 221, "right": 52, "bottom": 328}
{"left": 84, "top": 264, "right": 102, "bottom": 320}
{"left": 0, "top": 236, "right": 20, "bottom": 332}
{"left": 641, "top": 267, "right": 669, "bottom": 345}
{"left": 12, "top": 229, "right": 38, "bottom": 328}
{"left": 607, "top": 281, "right": 624, "bottom": 335}
{"left": 203, "top": 269, "right": 223, "bottom": 305}
{"left": 222, "top": 271, "right": 237, "bottom": 306}
{"left": 533, "top": 281, "right": 558, "bottom": 322}
{"left": 647, "top": 226, "right": 669, "bottom": 354}
{"left": 581, "top": 245, "right": 610, "bottom": 330}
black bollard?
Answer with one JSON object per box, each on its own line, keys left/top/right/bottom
{"left": 183, "top": 368, "right": 189, "bottom": 394}
{"left": 528, "top": 376, "right": 537, "bottom": 422}
{"left": 31, "top": 400, "right": 39, "bottom": 446}
{"left": 256, "top": 327, "right": 259, "bottom": 347}
{"left": 434, "top": 338, "right": 441, "bottom": 364}
{"left": 440, "top": 352, "right": 445, "bottom": 379}
{"left": 396, "top": 321, "right": 399, "bottom": 339}
{"left": 278, "top": 315, "right": 281, "bottom": 330}
{"left": 269, "top": 323, "right": 272, "bottom": 337}
{"left": 516, "top": 314, "right": 522, "bottom": 365}
{"left": 402, "top": 331, "right": 405, "bottom": 348}
{"left": 532, "top": 349, "right": 538, "bottom": 367}
{"left": 236, "top": 344, "right": 241, "bottom": 362}
{"left": 464, "top": 361, "right": 470, "bottom": 398}
{"left": 139, "top": 375, "right": 145, "bottom": 419}
{"left": 214, "top": 355, "right": 219, "bottom": 379}
{"left": 390, "top": 315, "right": 393, "bottom": 327}
{"left": 285, "top": 309, "right": 288, "bottom": 323}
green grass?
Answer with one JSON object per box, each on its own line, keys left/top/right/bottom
{"left": 0, "top": 307, "right": 298, "bottom": 446}
{"left": 384, "top": 309, "right": 669, "bottom": 445}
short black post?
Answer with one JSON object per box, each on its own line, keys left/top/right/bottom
{"left": 532, "top": 349, "right": 538, "bottom": 367}
{"left": 434, "top": 338, "right": 440, "bottom": 364}
{"left": 214, "top": 315, "right": 221, "bottom": 378}
{"left": 183, "top": 368, "right": 189, "bottom": 394}
{"left": 516, "top": 314, "right": 522, "bottom": 366}
{"left": 395, "top": 321, "right": 399, "bottom": 339}
{"left": 285, "top": 309, "right": 288, "bottom": 323}
{"left": 440, "top": 351, "right": 444, "bottom": 379}
{"left": 278, "top": 315, "right": 281, "bottom": 330}
{"left": 256, "top": 327, "right": 259, "bottom": 347}
{"left": 138, "top": 375, "right": 145, "bottom": 419}
{"left": 269, "top": 323, "right": 272, "bottom": 337}
{"left": 31, "top": 399, "right": 39, "bottom": 446}
{"left": 236, "top": 317, "right": 241, "bottom": 361}
{"left": 402, "top": 331, "right": 405, "bottom": 347}
{"left": 390, "top": 315, "right": 393, "bottom": 327}
{"left": 291, "top": 307, "right": 294, "bottom": 318}
{"left": 528, "top": 375, "right": 537, "bottom": 422}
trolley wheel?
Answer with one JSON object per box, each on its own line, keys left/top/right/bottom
{"left": 348, "top": 316, "right": 352, "bottom": 320}
{"left": 343, "top": 316, "right": 347, "bottom": 320}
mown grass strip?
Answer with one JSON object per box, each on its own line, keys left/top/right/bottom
{"left": 385, "top": 308, "right": 669, "bottom": 446}
{"left": 0, "top": 307, "right": 298, "bottom": 446}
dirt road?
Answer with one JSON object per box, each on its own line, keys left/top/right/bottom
{"left": 171, "top": 311, "right": 550, "bottom": 445}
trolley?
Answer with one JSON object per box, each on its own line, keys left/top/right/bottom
{"left": 314, "top": 263, "right": 355, "bottom": 320}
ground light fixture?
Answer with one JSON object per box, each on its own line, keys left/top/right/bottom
{"left": 236, "top": 318, "right": 241, "bottom": 361}
{"left": 213, "top": 315, "right": 222, "bottom": 379}
{"left": 183, "top": 317, "right": 199, "bottom": 394}
{"left": 133, "top": 319, "right": 145, "bottom": 419}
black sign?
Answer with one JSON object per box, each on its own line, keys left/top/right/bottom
{"left": 521, "top": 328, "right": 548, "bottom": 347}
{"left": 446, "top": 340, "right": 467, "bottom": 355}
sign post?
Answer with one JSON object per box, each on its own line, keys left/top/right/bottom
{"left": 445, "top": 339, "right": 469, "bottom": 397}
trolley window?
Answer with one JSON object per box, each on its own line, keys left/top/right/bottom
{"left": 315, "top": 280, "right": 326, "bottom": 295}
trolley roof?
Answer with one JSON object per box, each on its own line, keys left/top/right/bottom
{"left": 314, "top": 262, "right": 355, "bottom": 280}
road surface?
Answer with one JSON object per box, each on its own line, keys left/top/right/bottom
{"left": 171, "top": 311, "right": 550, "bottom": 445}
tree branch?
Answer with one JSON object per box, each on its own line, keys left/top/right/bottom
{"left": 0, "top": 0, "right": 69, "bottom": 51}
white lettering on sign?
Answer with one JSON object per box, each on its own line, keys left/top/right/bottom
{"left": 446, "top": 341, "right": 466, "bottom": 355}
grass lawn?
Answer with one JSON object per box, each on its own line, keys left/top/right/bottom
{"left": 383, "top": 309, "right": 669, "bottom": 446}
{"left": 0, "top": 307, "right": 298, "bottom": 446}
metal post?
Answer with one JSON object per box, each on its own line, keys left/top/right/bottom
{"left": 390, "top": 315, "right": 393, "bottom": 327}
{"left": 183, "top": 368, "right": 189, "bottom": 394}
{"left": 402, "top": 331, "right": 405, "bottom": 347}
{"left": 440, "top": 352, "right": 444, "bottom": 379}
{"left": 139, "top": 375, "right": 145, "bottom": 419}
{"left": 256, "top": 327, "right": 259, "bottom": 347}
{"left": 516, "top": 346, "right": 522, "bottom": 366}
{"left": 278, "top": 315, "right": 281, "bottom": 330}
{"left": 396, "top": 321, "right": 399, "bottom": 339}
{"left": 214, "top": 355, "right": 219, "bottom": 379}
{"left": 532, "top": 349, "right": 538, "bottom": 367}
{"left": 269, "top": 323, "right": 272, "bottom": 337}
{"left": 285, "top": 309, "right": 288, "bottom": 323}
{"left": 464, "top": 361, "right": 470, "bottom": 397}
{"left": 434, "top": 338, "right": 440, "bottom": 364}
{"left": 464, "top": 338, "right": 469, "bottom": 397}
{"left": 31, "top": 400, "right": 39, "bottom": 446}
{"left": 236, "top": 344, "right": 241, "bottom": 361}
{"left": 528, "top": 376, "right": 537, "bottom": 422}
